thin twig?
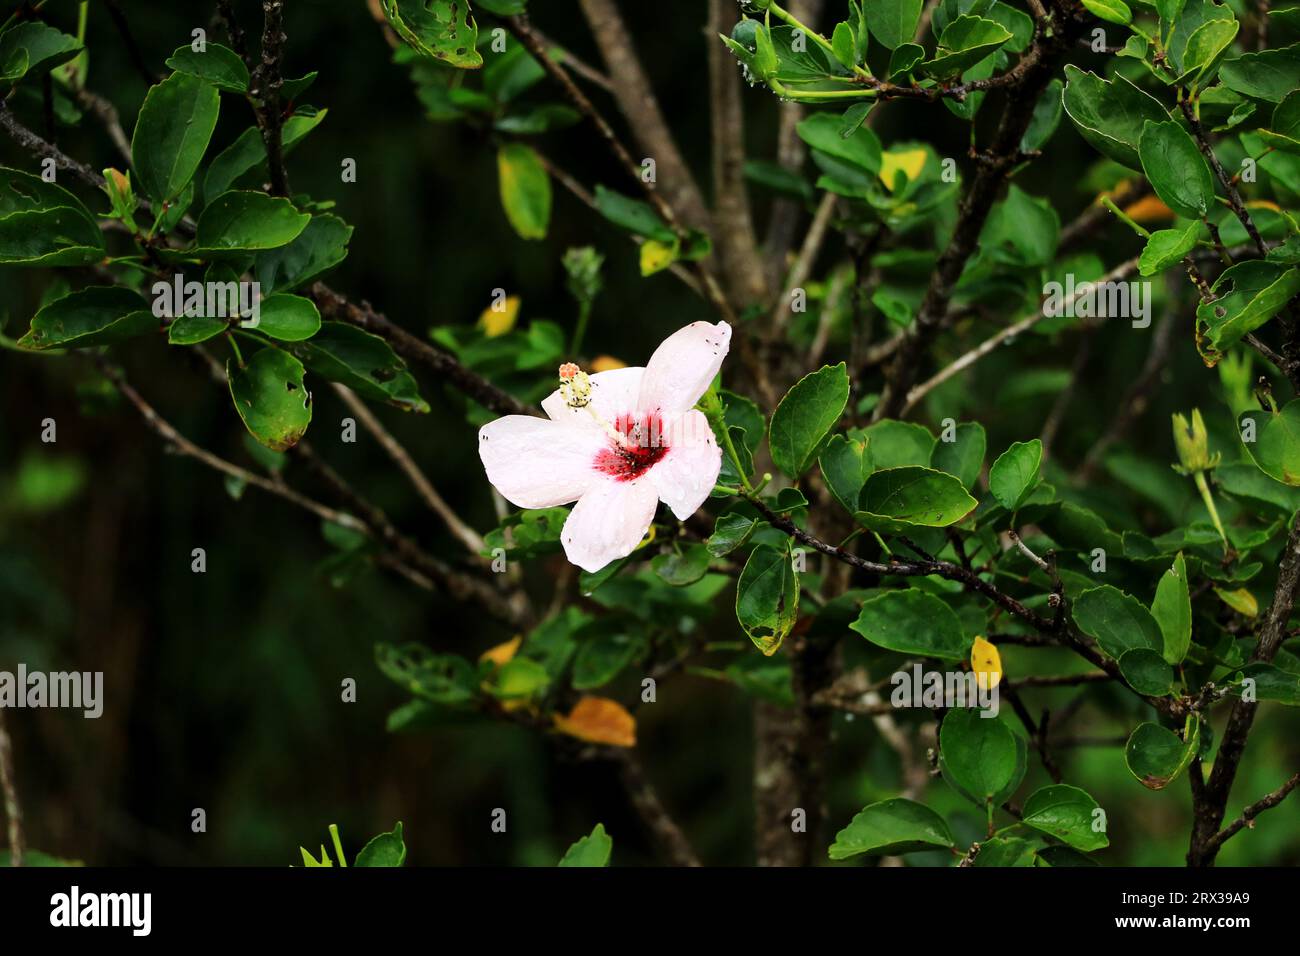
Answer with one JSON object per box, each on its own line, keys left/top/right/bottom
{"left": 1203, "top": 770, "right": 1300, "bottom": 856}
{"left": 252, "top": 1, "right": 290, "bottom": 196}
{"left": 332, "top": 384, "right": 485, "bottom": 555}
{"left": 0, "top": 709, "right": 24, "bottom": 867}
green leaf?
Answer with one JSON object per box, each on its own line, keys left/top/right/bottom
{"left": 1219, "top": 45, "right": 1300, "bottom": 103}
{"left": 1072, "top": 585, "right": 1163, "bottom": 659}
{"left": 592, "top": 186, "right": 675, "bottom": 243}
{"left": 376, "top": 642, "right": 478, "bottom": 704}
{"left": 355, "top": 822, "right": 407, "bottom": 866}
{"left": 939, "top": 708, "right": 1019, "bottom": 803}
{"left": 1021, "top": 79, "right": 1064, "bottom": 152}
{"left": 854, "top": 466, "right": 977, "bottom": 534}
{"left": 1228, "top": 662, "right": 1300, "bottom": 704}
{"left": 736, "top": 545, "right": 799, "bottom": 656}
{"left": 1241, "top": 399, "right": 1300, "bottom": 486}
{"left": 930, "top": 421, "right": 985, "bottom": 489}
{"left": 768, "top": 363, "right": 850, "bottom": 478}
{"left": 203, "top": 110, "right": 329, "bottom": 202}
{"left": 1259, "top": 91, "right": 1300, "bottom": 155}
{"left": 1151, "top": 552, "right": 1191, "bottom": 664}
{"left": 1082, "top": 0, "right": 1131, "bottom": 24}
{"left": 1139, "top": 221, "right": 1202, "bottom": 276}
{"left": 573, "top": 632, "right": 642, "bottom": 690}
{"left": 1138, "top": 120, "right": 1215, "bottom": 220}
{"left": 828, "top": 798, "right": 955, "bottom": 860}
{"left": 850, "top": 588, "right": 971, "bottom": 661}
{"left": 228, "top": 348, "right": 313, "bottom": 451}
{"left": 0, "top": 22, "right": 81, "bottom": 83}
{"left": 131, "top": 73, "right": 221, "bottom": 202}
{"left": 1125, "top": 720, "right": 1198, "bottom": 789}
{"left": 1020, "top": 784, "right": 1108, "bottom": 851}
{"left": 797, "top": 113, "right": 882, "bottom": 175}
{"left": 831, "top": 21, "right": 857, "bottom": 69}
{"left": 707, "top": 511, "right": 760, "bottom": 556}
{"left": 168, "top": 314, "right": 228, "bottom": 345}
{"left": 651, "top": 544, "right": 711, "bottom": 586}
{"left": 485, "top": 657, "right": 551, "bottom": 699}
{"left": 256, "top": 214, "right": 353, "bottom": 292}
{"left": 1198, "top": 262, "right": 1300, "bottom": 356}
{"left": 193, "top": 191, "right": 311, "bottom": 256}
{"left": 381, "top": 0, "right": 482, "bottom": 68}
{"left": 255, "top": 294, "right": 321, "bottom": 342}
{"left": 863, "top": 0, "right": 923, "bottom": 49}
{"left": 1062, "top": 66, "right": 1169, "bottom": 171}
{"left": 988, "top": 439, "right": 1042, "bottom": 511}
{"left": 1178, "top": 18, "right": 1239, "bottom": 88}
{"left": 288, "top": 322, "right": 429, "bottom": 413}
{"left": 1118, "top": 647, "right": 1175, "bottom": 696}
{"left": 0, "top": 206, "right": 105, "bottom": 267}
{"left": 889, "top": 42, "right": 926, "bottom": 77}
{"left": 17, "top": 287, "right": 154, "bottom": 351}
{"left": 165, "top": 42, "right": 250, "bottom": 92}
{"left": 921, "top": 16, "right": 1012, "bottom": 79}
{"left": 862, "top": 419, "right": 934, "bottom": 469}
{"left": 972, "top": 837, "right": 1038, "bottom": 867}
{"left": 558, "top": 823, "right": 613, "bottom": 867}
{"left": 497, "top": 143, "right": 551, "bottom": 240}
{"left": 820, "top": 434, "right": 873, "bottom": 513}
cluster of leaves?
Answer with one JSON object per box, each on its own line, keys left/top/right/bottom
{"left": 2, "top": 20, "right": 430, "bottom": 453}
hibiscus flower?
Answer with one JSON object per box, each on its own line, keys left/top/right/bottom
{"left": 478, "top": 321, "right": 732, "bottom": 572}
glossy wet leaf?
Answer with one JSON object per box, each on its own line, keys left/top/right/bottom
{"left": 862, "top": 0, "right": 923, "bottom": 49}
{"left": 854, "top": 466, "right": 977, "bottom": 534}
{"left": 194, "top": 190, "right": 311, "bottom": 255}
{"left": 820, "top": 433, "right": 873, "bottom": 513}
{"left": 254, "top": 294, "right": 321, "bottom": 342}
{"left": 1020, "top": 784, "right": 1108, "bottom": 851}
{"left": 921, "top": 16, "right": 1012, "bottom": 79}
{"left": 1062, "top": 66, "right": 1168, "bottom": 170}
{"left": 1138, "top": 120, "right": 1215, "bottom": 220}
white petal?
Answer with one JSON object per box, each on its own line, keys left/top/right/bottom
{"left": 561, "top": 477, "right": 659, "bottom": 573}
{"left": 541, "top": 366, "right": 644, "bottom": 436}
{"left": 478, "top": 415, "right": 603, "bottom": 509}
{"left": 649, "top": 410, "right": 722, "bottom": 520}
{"left": 638, "top": 321, "right": 732, "bottom": 418}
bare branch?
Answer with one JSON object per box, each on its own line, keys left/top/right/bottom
{"left": 0, "top": 709, "right": 24, "bottom": 866}
{"left": 332, "top": 384, "right": 485, "bottom": 556}
{"left": 251, "top": 1, "right": 290, "bottom": 197}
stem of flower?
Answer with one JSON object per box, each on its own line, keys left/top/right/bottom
{"left": 329, "top": 823, "right": 347, "bottom": 867}
{"left": 1193, "top": 470, "right": 1230, "bottom": 553}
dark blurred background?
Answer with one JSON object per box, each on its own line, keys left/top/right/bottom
{"left": 0, "top": 0, "right": 1297, "bottom": 866}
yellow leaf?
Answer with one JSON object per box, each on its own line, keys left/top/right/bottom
{"left": 639, "top": 238, "right": 679, "bottom": 276}
{"left": 879, "top": 149, "right": 927, "bottom": 192}
{"left": 1123, "top": 194, "right": 1175, "bottom": 224}
{"left": 479, "top": 636, "right": 521, "bottom": 667}
{"left": 590, "top": 354, "right": 627, "bottom": 372}
{"left": 1213, "top": 586, "right": 1258, "bottom": 618}
{"left": 970, "top": 636, "right": 1002, "bottom": 690}
{"left": 553, "top": 696, "right": 637, "bottom": 748}
{"left": 478, "top": 295, "right": 520, "bottom": 337}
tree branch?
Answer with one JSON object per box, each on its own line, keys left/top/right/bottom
{"left": 0, "top": 709, "right": 24, "bottom": 866}
{"left": 332, "top": 383, "right": 485, "bottom": 556}
{"left": 251, "top": 0, "right": 290, "bottom": 197}
{"left": 1203, "top": 770, "right": 1300, "bottom": 857}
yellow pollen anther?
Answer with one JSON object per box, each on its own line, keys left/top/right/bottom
{"left": 558, "top": 363, "right": 592, "bottom": 409}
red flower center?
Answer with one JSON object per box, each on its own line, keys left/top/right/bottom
{"left": 593, "top": 413, "right": 669, "bottom": 481}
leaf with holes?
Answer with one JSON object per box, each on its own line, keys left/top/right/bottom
{"left": 381, "top": 0, "right": 482, "bottom": 69}
{"left": 228, "top": 348, "right": 313, "bottom": 451}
